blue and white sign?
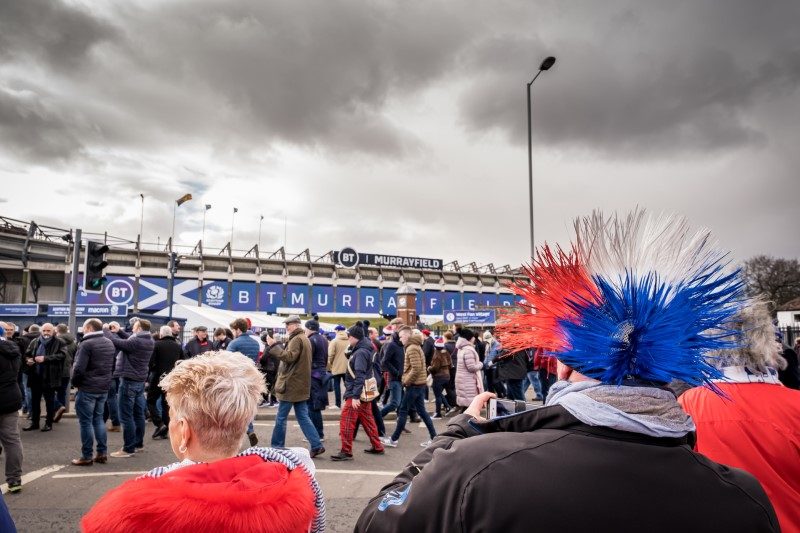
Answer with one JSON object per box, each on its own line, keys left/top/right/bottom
{"left": 422, "top": 292, "right": 443, "bottom": 315}
{"left": 232, "top": 281, "right": 256, "bottom": 311}
{"left": 286, "top": 284, "right": 308, "bottom": 312}
{"left": 498, "top": 294, "right": 518, "bottom": 307}
{"left": 336, "top": 286, "right": 358, "bottom": 313}
{"left": 312, "top": 286, "right": 335, "bottom": 313}
{"left": 442, "top": 309, "right": 497, "bottom": 326}
{"left": 443, "top": 292, "right": 462, "bottom": 311}
{"left": 463, "top": 292, "right": 480, "bottom": 311}
{"left": 47, "top": 304, "right": 129, "bottom": 317}
{"left": 381, "top": 288, "right": 397, "bottom": 314}
{"left": 259, "top": 283, "right": 283, "bottom": 313}
{"left": 359, "top": 287, "right": 380, "bottom": 314}
{"left": 0, "top": 304, "right": 39, "bottom": 316}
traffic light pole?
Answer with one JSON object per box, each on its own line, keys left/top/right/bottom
{"left": 67, "top": 229, "right": 82, "bottom": 335}
{"left": 167, "top": 252, "right": 176, "bottom": 320}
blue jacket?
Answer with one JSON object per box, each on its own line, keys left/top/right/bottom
{"left": 345, "top": 338, "right": 375, "bottom": 400}
{"left": 72, "top": 332, "right": 117, "bottom": 394}
{"left": 381, "top": 334, "right": 405, "bottom": 381}
{"left": 105, "top": 330, "right": 154, "bottom": 382}
{"left": 308, "top": 331, "right": 329, "bottom": 370}
{"left": 228, "top": 334, "right": 260, "bottom": 363}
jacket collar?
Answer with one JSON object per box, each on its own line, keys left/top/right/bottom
{"left": 472, "top": 404, "right": 694, "bottom": 448}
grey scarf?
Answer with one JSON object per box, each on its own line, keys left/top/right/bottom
{"left": 546, "top": 380, "right": 695, "bottom": 438}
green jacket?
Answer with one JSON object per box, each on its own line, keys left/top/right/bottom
{"left": 272, "top": 328, "right": 313, "bottom": 403}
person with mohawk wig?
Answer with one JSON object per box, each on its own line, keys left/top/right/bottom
{"left": 355, "top": 210, "right": 779, "bottom": 533}
{"left": 680, "top": 299, "right": 800, "bottom": 532}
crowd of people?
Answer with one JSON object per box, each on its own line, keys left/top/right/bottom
{"left": 0, "top": 211, "right": 798, "bottom": 532}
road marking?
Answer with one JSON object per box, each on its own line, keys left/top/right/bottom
{"left": 51, "top": 468, "right": 398, "bottom": 479}
{"left": 253, "top": 422, "right": 340, "bottom": 427}
{"left": 0, "top": 464, "right": 66, "bottom": 494}
{"left": 53, "top": 471, "right": 145, "bottom": 479}
{"left": 316, "top": 469, "right": 397, "bottom": 476}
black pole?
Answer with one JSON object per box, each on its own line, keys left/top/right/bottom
{"left": 527, "top": 80, "right": 534, "bottom": 261}
{"left": 167, "top": 252, "right": 175, "bottom": 320}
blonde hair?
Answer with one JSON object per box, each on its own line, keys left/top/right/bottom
{"left": 159, "top": 351, "right": 266, "bottom": 456}
{"left": 709, "top": 298, "right": 786, "bottom": 372}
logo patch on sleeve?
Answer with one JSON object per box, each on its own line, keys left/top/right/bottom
{"left": 378, "top": 483, "right": 412, "bottom": 511}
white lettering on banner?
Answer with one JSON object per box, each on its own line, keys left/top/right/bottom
{"left": 502, "top": 301, "right": 512, "bottom": 307}
{"left": 365, "top": 296, "right": 375, "bottom": 308}
{"left": 387, "top": 296, "right": 396, "bottom": 308}
{"left": 430, "top": 298, "right": 438, "bottom": 310}
{"left": 467, "top": 299, "right": 476, "bottom": 311}
{"left": 239, "top": 291, "right": 249, "bottom": 304}
{"left": 342, "top": 295, "right": 352, "bottom": 306}
{"left": 317, "top": 294, "right": 328, "bottom": 307}
{"left": 291, "top": 293, "right": 304, "bottom": 306}
{"left": 265, "top": 292, "right": 276, "bottom": 304}
{"left": 111, "top": 287, "right": 129, "bottom": 299}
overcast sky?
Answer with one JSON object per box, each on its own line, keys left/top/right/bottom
{"left": 1, "top": 0, "right": 798, "bottom": 268}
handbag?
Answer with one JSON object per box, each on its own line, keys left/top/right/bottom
{"left": 347, "top": 358, "right": 379, "bottom": 402}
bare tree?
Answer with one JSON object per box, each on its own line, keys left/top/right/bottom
{"left": 742, "top": 255, "right": 800, "bottom": 310}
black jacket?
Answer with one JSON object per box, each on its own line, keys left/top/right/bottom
{"left": 25, "top": 336, "right": 67, "bottom": 388}
{"left": 149, "top": 336, "right": 183, "bottom": 385}
{"left": 59, "top": 333, "right": 78, "bottom": 379}
{"left": 381, "top": 335, "right": 404, "bottom": 381}
{"left": 0, "top": 340, "right": 22, "bottom": 415}
{"left": 344, "top": 338, "right": 374, "bottom": 400}
{"left": 308, "top": 331, "right": 329, "bottom": 370}
{"left": 356, "top": 405, "right": 779, "bottom": 533}
{"left": 71, "top": 332, "right": 117, "bottom": 394}
{"left": 183, "top": 337, "right": 213, "bottom": 359}
{"left": 105, "top": 331, "right": 154, "bottom": 382}
{"left": 422, "top": 336, "right": 435, "bottom": 366}
{"left": 778, "top": 346, "right": 799, "bottom": 389}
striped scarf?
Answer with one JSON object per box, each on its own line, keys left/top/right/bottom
{"left": 142, "top": 446, "right": 326, "bottom": 532}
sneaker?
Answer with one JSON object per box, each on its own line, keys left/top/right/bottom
{"left": 7, "top": 482, "right": 21, "bottom": 494}
{"left": 248, "top": 432, "right": 259, "bottom": 447}
{"left": 71, "top": 458, "right": 93, "bottom": 466}
{"left": 53, "top": 406, "right": 66, "bottom": 423}
{"left": 310, "top": 447, "right": 325, "bottom": 458}
{"left": 379, "top": 437, "right": 398, "bottom": 448}
{"left": 329, "top": 405, "right": 340, "bottom": 410}
{"left": 363, "top": 448, "right": 385, "bottom": 455}
{"left": 431, "top": 414, "right": 442, "bottom": 419}
{"left": 40, "top": 424, "right": 52, "bottom": 432}
{"left": 330, "top": 452, "right": 353, "bottom": 461}
{"left": 445, "top": 407, "right": 459, "bottom": 416}
{"left": 110, "top": 450, "right": 134, "bottom": 458}
{"left": 302, "top": 437, "right": 325, "bottom": 443}
{"left": 420, "top": 439, "right": 432, "bottom": 447}
{"left": 152, "top": 425, "right": 167, "bottom": 439}
{"left": 22, "top": 424, "right": 39, "bottom": 432}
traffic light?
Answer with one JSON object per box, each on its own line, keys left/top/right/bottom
{"left": 83, "top": 240, "right": 108, "bottom": 293}
{"left": 169, "top": 252, "right": 181, "bottom": 274}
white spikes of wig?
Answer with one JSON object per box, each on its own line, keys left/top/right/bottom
{"left": 574, "top": 209, "right": 728, "bottom": 291}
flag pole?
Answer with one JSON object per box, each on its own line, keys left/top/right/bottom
{"left": 139, "top": 194, "right": 145, "bottom": 242}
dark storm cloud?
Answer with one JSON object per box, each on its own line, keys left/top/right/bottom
{"left": 458, "top": 1, "right": 800, "bottom": 156}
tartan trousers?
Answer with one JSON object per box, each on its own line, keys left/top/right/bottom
{"left": 339, "top": 398, "right": 384, "bottom": 454}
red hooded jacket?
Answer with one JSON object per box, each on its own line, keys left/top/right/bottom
{"left": 680, "top": 382, "right": 800, "bottom": 533}
{"left": 81, "top": 454, "right": 316, "bottom": 533}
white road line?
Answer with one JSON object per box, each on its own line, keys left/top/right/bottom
{"left": 316, "top": 469, "right": 398, "bottom": 476}
{"left": 0, "top": 464, "right": 66, "bottom": 494}
{"left": 252, "top": 422, "right": 340, "bottom": 427}
{"left": 53, "top": 471, "right": 145, "bottom": 479}
{"left": 50, "top": 468, "right": 398, "bottom": 479}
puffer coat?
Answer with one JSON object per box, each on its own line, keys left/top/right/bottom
{"left": 455, "top": 337, "right": 483, "bottom": 407}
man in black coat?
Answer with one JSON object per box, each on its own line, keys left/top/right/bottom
{"left": 0, "top": 322, "right": 23, "bottom": 492}
{"left": 148, "top": 325, "right": 183, "bottom": 440}
{"left": 183, "top": 326, "right": 213, "bottom": 358}
{"left": 305, "top": 319, "right": 330, "bottom": 441}
{"left": 70, "top": 319, "right": 117, "bottom": 466}
{"left": 379, "top": 330, "right": 405, "bottom": 418}
{"left": 23, "top": 323, "right": 67, "bottom": 432}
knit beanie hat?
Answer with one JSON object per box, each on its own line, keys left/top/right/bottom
{"left": 305, "top": 319, "right": 320, "bottom": 331}
{"left": 434, "top": 337, "right": 445, "bottom": 348}
{"left": 347, "top": 324, "right": 365, "bottom": 340}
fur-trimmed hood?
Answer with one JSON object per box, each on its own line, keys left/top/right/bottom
{"left": 81, "top": 454, "right": 317, "bottom": 533}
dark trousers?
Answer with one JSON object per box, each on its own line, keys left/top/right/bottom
{"left": 432, "top": 376, "right": 451, "bottom": 416}
{"left": 505, "top": 379, "right": 525, "bottom": 401}
{"left": 55, "top": 377, "right": 70, "bottom": 410}
{"left": 391, "top": 386, "right": 436, "bottom": 442}
{"left": 539, "top": 369, "right": 557, "bottom": 401}
{"left": 308, "top": 400, "right": 324, "bottom": 439}
{"left": 146, "top": 384, "right": 169, "bottom": 427}
{"left": 332, "top": 374, "right": 345, "bottom": 407}
{"left": 446, "top": 369, "right": 458, "bottom": 408}
{"left": 29, "top": 381, "right": 56, "bottom": 426}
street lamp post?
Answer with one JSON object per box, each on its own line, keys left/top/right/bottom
{"left": 258, "top": 215, "right": 264, "bottom": 252}
{"left": 527, "top": 55, "right": 556, "bottom": 260}
{"left": 230, "top": 207, "right": 238, "bottom": 249}
{"left": 202, "top": 204, "right": 211, "bottom": 244}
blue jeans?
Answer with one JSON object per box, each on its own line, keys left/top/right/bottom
{"left": 20, "top": 373, "right": 31, "bottom": 413}
{"left": 118, "top": 378, "right": 146, "bottom": 453}
{"left": 271, "top": 400, "right": 322, "bottom": 450}
{"left": 523, "top": 371, "right": 543, "bottom": 399}
{"left": 380, "top": 380, "right": 402, "bottom": 417}
{"left": 332, "top": 374, "right": 344, "bottom": 407}
{"left": 308, "top": 400, "right": 324, "bottom": 439}
{"left": 391, "top": 385, "right": 436, "bottom": 442}
{"left": 76, "top": 390, "right": 108, "bottom": 459}
{"left": 506, "top": 379, "right": 525, "bottom": 401}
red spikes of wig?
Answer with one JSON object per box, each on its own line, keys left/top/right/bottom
{"left": 496, "top": 245, "right": 599, "bottom": 353}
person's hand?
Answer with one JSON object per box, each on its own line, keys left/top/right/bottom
{"left": 102, "top": 323, "right": 109, "bottom": 330}
{"left": 26, "top": 358, "right": 34, "bottom": 367}
{"left": 464, "top": 392, "right": 496, "bottom": 422}
{"left": 34, "top": 355, "right": 45, "bottom": 363}
{"left": 266, "top": 335, "right": 276, "bottom": 347}
{"left": 352, "top": 398, "right": 361, "bottom": 409}
{"left": 110, "top": 324, "right": 119, "bottom": 333}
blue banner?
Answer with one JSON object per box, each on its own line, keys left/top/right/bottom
{"left": 137, "top": 276, "right": 170, "bottom": 311}
{"left": 498, "top": 294, "right": 517, "bottom": 307}
{"left": 462, "top": 292, "right": 480, "bottom": 311}
{"left": 422, "top": 292, "right": 443, "bottom": 315}
{"left": 311, "top": 286, "right": 335, "bottom": 313}
{"left": 259, "top": 283, "right": 283, "bottom": 313}
{"left": 0, "top": 304, "right": 39, "bottom": 317}
{"left": 47, "top": 304, "right": 129, "bottom": 317}
{"left": 443, "top": 292, "right": 462, "bottom": 311}
{"left": 199, "top": 280, "right": 228, "bottom": 308}
{"left": 336, "top": 286, "right": 358, "bottom": 313}
{"left": 359, "top": 287, "right": 380, "bottom": 314}
{"left": 381, "top": 288, "right": 397, "bottom": 314}
{"left": 443, "top": 309, "right": 496, "bottom": 325}
{"left": 478, "top": 293, "right": 499, "bottom": 307}
{"left": 232, "top": 281, "right": 257, "bottom": 311}
{"left": 285, "top": 284, "right": 308, "bottom": 311}
{"left": 416, "top": 291, "right": 424, "bottom": 313}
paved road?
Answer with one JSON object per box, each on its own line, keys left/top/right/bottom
{"left": 2, "top": 403, "right": 455, "bottom": 533}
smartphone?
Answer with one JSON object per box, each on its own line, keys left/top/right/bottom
{"left": 488, "top": 398, "right": 538, "bottom": 419}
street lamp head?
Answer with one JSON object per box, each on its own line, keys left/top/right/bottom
{"left": 539, "top": 56, "right": 556, "bottom": 71}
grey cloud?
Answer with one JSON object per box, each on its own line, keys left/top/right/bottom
{"left": 457, "top": 1, "right": 800, "bottom": 156}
